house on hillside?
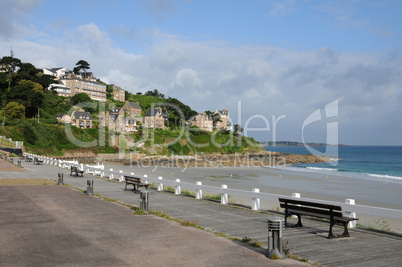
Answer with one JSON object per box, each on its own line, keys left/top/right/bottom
{"left": 43, "top": 67, "right": 66, "bottom": 80}
{"left": 122, "top": 101, "right": 142, "bottom": 118}
{"left": 143, "top": 108, "right": 167, "bottom": 129}
{"left": 112, "top": 85, "right": 125, "bottom": 102}
{"left": 213, "top": 109, "right": 232, "bottom": 131}
{"left": 190, "top": 112, "right": 213, "bottom": 132}
{"left": 57, "top": 70, "right": 107, "bottom": 101}
{"left": 55, "top": 113, "right": 71, "bottom": 124}
{"left": 71, "top": 111, "right": 93, "bottom": 129}
{"left": 49, "top": 82, "right": 72, "bottom": 97}
{"left": 102, "top": 107, "right": 137, "bottom": 133}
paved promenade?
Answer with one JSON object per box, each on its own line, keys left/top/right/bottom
{"left": 2, "top": 159, "right": 402, "bottom": 266}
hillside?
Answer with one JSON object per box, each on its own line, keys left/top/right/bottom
{"left": 0, "top": 120, "right": 262, "bottom": 157}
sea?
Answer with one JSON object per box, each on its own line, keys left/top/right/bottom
{"left": 264, "top": 146, "right": 402, "bottom": 184}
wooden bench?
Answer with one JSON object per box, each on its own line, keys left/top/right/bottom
{"left": 70, "top": 166, "right": 84, "bottom": 177}
{"left": 279, "top": 198, "right": 358, "bottom": 239}
{"left": 124, "top": 176, "right": 150, "bottom": 192}
{"left": 34, "top": 158, "right": 43, "bottom": 165}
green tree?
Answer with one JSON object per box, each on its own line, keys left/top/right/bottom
{"left": 166, "top": 97, "right": 197, "bottom": 121}
{"left": 233, "top": 124, "right": 243, "bottom": 135}
{"left": 2, "top": 102, "right": 25, "bottom": 120}
{"left": 74, "top": 60, "right": 90, "bottom": 77}
{"left": 70, "top": 92, "right": 92, "bottom": 105}
{"left": 9, "top": 80, "right": 44, "bottom": 118}
{"left": 212, "top": 113, "right": 222, "bottom": 129}
{"left": 0, "top": 56, "right": 21, "bottom": 92}
{"left": 106, "top": 85, "right": 113, "bottom": 100}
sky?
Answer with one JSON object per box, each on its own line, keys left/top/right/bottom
{"left": 0, "top": 0, "right": 401, "bottom": 145}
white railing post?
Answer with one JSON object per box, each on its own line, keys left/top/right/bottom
{"left": 345, "top": 199, "right": 357, "bottom": 228}
{"left": 157, "top": 177, "right": 163, "bottom": 191}
{"left": 109, "top": 168, "right": 114, "bottom": 179}
{"left": 80, "top": 163, "right": 84, "bottom": 172}
{"left": 175, "top": 179, "right": 181, "bottom": 195}
{"left": 196, "top": 181, "right": 202, "bottom": 199}
{"left": 292, "top": 193, "right": 301, "bottom": 218}
{"left": 119, "top": 170, "right": 124, "bottom": 182}
{"left": 252, "top": 188, "right": 260, "bottom": 210}
{"left": 221, "top": 185, "right": 228, "bottom": 205}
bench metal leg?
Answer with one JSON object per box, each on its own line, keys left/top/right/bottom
{"left": 328, "top": 221, "right": 336, "bottom": 239}
{"left": 295, "top": 215, "right": 303, "bottom": 227}
{"left": 341, "top": 222, "right": 350, "bottom": 237}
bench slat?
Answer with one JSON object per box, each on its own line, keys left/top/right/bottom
{"left": 279, "top": 198, "right": 342, "bottom": 211}
{"left": 286, "top": 208, "right": 358, "bottom": 222}
{"left": 280, "top": 203, "right": 344, "bottom": 218}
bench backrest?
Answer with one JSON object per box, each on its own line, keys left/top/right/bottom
{"left": 124, "top": 176, "right": 142, "bottom": 183}
{"left": 279, "top": 198, "right": 343, "bottom": 218}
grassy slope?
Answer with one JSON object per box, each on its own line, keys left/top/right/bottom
{"left": 0, "top": 120, "right": 263, "bottom": 156}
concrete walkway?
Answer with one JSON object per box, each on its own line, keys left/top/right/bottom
{"left": 2, "top": 160, "right": 402, "bottom": 266}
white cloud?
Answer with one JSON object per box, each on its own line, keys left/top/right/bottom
{"left": 267, "top": 0, "right": 296, "bottom": 18}
{"left": 1, "top": 20, "right": 401, "bottom": 145}
{"left": 170, "top": 68, "right": 203, "bottom": 88}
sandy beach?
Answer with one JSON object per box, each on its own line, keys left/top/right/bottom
{"left": 100, "top": 162, "right": 402, "bottom": 233}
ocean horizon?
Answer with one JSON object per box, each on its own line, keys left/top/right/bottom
{"left": 264, "top": 145, "right": 402, "bottom": 184}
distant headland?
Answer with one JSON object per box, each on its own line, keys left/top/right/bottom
{"left": 260, "top": 141, "right": 347, "bottom": 146}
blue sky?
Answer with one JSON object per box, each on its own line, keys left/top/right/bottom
{"left": 1, "top": 0, "right": 401, "bottom": 145}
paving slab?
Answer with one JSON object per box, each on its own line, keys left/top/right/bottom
{"left": 0, "top": 185, "right": 301, "bottom": 266}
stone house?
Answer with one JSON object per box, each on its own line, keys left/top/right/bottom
{"left": 122, "top": 101, "right": 142, "bottom": 118}
{"left": 143, "top": 108, "right": 167, "bottom": 129}
{"left": 103, "top": 107, "right": 137, "bottom": 133}
{"left": 190, "top": 112, "right": 213, "bottom": 132}
{"left": 112, "top": 85, "right": 125, "bottom": 102}
{"left": 59, "top": 71, "right": 107, "bottom": 101}
{"left": 71, "top": 111, "right": 92, "bottom": 128}
{"left": 213, "top": 109, "right": 232, "bottom": 131}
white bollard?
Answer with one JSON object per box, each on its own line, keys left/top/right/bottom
{"left": 175, "top": 179, "right": 181, "bottom": 195}
{"left": 119, "top": 170, "right": 124, "bottom": 182}
{"left": 196, "top": 181, "right": 202, "bottom": 199}
{"left": 252, "top": 188, "right": 260, "bottom": 210}
{"left": 292, "top": 193, "right": 301, "bottom": 218}
{"left": 345, "top": 199, "right": 357, "bottom": 228}
{"left": 157, "top": 177, "right": 163, "bottom": 191}
{"left": 221, "top": 185, "right": 228, "bottom": 205}
{"left": 143, "top": 174, "right": 148, "bottom": 184}
{"left": 109, "top": 168, "right": 114, "bottom": 179}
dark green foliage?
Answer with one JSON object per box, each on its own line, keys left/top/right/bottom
{"left": 74, "top": 60, "right": 90, "bottom": 75}
{"left": 144, "top": 89, "right": 164, "bottom": 98}
{"left": 41, "top": 92, "right": 68, "bottom": 116}
{"left": 70, "top": 92, "right": 91, "bottom": 105}
{"left": 168, "top": 142, "right": 182, "bottom": 154}
{"left": 8, "top": 80, "right": 44, "bottom": 118}
{"left": 14, "top": 63, "right": 55, "bottom": 91}
{"left": 166, "top": 97, "right": 197, "bottom": 121}
{"left": 106, "top": 85, "right": 114, "bottom": 100}
{"left": 181, "top": 144, "right": 190, "bottom": 155}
